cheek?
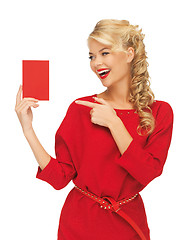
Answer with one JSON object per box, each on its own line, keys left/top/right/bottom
{"left": 119, "top": 56, "right": 128, "bottom": 69}
{"left": 90, "top": 62, "right": 95, "bottom": 72}
{"left": 113, "top": 61, "right": 128, "bottom": 76}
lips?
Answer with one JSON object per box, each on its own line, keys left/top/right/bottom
{"left": 96, "top": 68, "right": 111, "bottom": 80}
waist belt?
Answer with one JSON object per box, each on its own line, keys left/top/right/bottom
{"left": 74, "top": 185, "right": 147, "bottom": 240}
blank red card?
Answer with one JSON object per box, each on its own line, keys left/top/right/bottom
{"left": 22, "top": 60, "right": 49, "bottom": 100}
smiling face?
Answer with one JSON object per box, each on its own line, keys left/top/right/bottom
{"left": 88, "top": 38, "right": 134, "bottom": 88}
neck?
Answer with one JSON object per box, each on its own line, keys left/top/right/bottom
{"left": 105, "top": 77, "right": 131, "bottom": 106}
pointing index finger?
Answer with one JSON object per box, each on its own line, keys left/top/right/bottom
{"left": 75, "top": 100, "right": 96, "bottom": 108}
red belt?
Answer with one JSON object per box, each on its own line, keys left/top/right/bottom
{"left": 74, "top": 185, "right": 147, "bottom": 240}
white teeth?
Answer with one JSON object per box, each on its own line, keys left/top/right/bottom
{"left": 97, "top": 69, "right": 110, "bottom": 75}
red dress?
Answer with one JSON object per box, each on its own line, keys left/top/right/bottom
{"left": 36, "top": 93, "right": 174, "bottom": 240}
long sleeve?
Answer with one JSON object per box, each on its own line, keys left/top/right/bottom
{"left": 36, "top": 102, "right": 77, "bottom": 190}
{"left": 115, "top": 101, "right": 174, "bottom": 187}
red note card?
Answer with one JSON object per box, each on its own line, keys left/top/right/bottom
{"left": 22, "top": 60, "right": 49, "bottom": 100}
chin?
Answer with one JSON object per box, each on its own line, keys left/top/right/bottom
{"left": 100, "top": 77, "right": 116, "bottom": 88}
{"left": 100, "top": 79, "right": 112, "bottom": 88}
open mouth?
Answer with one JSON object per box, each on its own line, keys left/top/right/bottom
{"left": 96, "top": 68, "right": 111, "bottom": 79}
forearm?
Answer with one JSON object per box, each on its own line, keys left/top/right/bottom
{"left": 23, "top": 128, "right": 51, "bottom": 170}
{"left": 108, "top": 117, "right": 133, "bottom": 155}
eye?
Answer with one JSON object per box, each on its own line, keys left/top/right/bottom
{"left": 89, "top": 55, "right": 94, "bottom": 61}
{"left": 102, "top": 52, "right": 110, "bottom": 56}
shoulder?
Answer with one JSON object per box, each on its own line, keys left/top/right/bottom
{"left": 151, "top": 99, "right": 172, "bottom": 110}
{"left": 67, "top": 93, "right": 96, "bottom": 112}
{"left": 56, "top": 94, "right": 96, "bottom": 137}
{"left": 151, "top": 100, "right": 174, "bottom": 123}
{"left": 151, "top": 99, "right": 173, "bottom": 113}
{"left": 75, "top": 93, "right": 96, "bottom": 101}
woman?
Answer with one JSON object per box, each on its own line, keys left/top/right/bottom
{"left": 15, "top": 19, "right": 174, "bottom": 240}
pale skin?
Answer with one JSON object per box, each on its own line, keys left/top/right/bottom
{"left": 15, "top": 86, "right": 50, "bottom": 170}
{"left": 15, "top": 38, "right": 135, "bottom": 171}
{"left": 75, "top": 39, "right": 135, "bottom": 154}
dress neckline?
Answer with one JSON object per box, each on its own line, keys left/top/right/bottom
{"left": 93, "top": 94, "right": 136, "bottom": 112}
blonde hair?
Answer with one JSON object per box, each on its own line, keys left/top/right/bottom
{"left": 88, "top": 19, "right": 155, "bottom": 135}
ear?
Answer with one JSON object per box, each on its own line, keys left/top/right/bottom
{"left": 126, "top": 47, "right": 134, "bottom": 63}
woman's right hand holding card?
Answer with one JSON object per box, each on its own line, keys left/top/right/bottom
{"left": 15, "top": 85, "right": 39, "bottom": 134}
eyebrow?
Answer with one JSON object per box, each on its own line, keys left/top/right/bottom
{"left": 89, "top": 48, "right": 110, "bottom": 55}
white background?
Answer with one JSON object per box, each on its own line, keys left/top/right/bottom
{"left": 0, "top": 0, "right": 185, "bottom": 239}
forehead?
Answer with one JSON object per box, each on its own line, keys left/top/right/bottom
{"left": 88, "top": 39, "right": 111, "bottom": 53}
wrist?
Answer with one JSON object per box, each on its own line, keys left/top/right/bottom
{"left": 108, "top": 115, "right": 122, "bottom": 130}
{"left": 23, "top": 127, "right": 34, "bottom": 138}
